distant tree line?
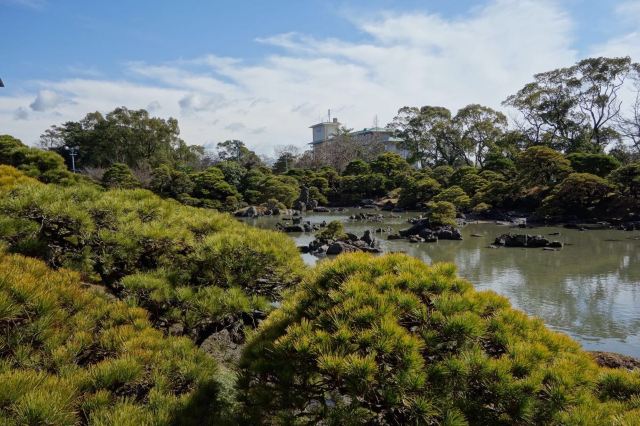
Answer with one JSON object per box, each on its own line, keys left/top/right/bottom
{"left": 0, "top": 56, "right": 631, "bottom": 220}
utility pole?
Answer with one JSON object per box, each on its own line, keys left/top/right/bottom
{"left": 64, "top": 146, "right": 79, "bottom": 173}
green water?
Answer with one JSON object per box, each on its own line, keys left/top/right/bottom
{"left": 243, "top": 209, "right": 640, "bottom": 357}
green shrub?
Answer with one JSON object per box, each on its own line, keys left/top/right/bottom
{"left": 102, "top": 163, "right": 139, "bottom": 189}
{"left": 0, "top": 166, "right": 306, "bottom": 340}
{"left": 398, "top": 177, "right": 441, "bottom": 208}
{"left": 608, "top": 162, "right": 640, "bottom": 200}
{"left": 459, "top": 173, "right": 489, "bottom": 196}
{"left": 239, "top": 253, "right": 640, "bottom": 425}
{"left": 567, "top": 153, "right": 620, "bottom": 178}
{"left": 425, "top": 200, "right": 457, "bottom": 226}
{"left": 431, "top": 165, "right": 454, "bottom": 187}
{"left": 0, "top": 252, "right": 225, "bottom": 424}
{"left": 472, "top": 202, "right": 492, "bottom": 214}
{"left": 0, "top": 134, "right": 77, "bottom": 185}
{"left": 315, "top": 220, "right": 346, "bottom": 241}
{"left": 432, "top": 186, "right": 471, "bottom": 210}
{"left": 450, "top": 166, "right": 478, "bottom": 187}
{"left": 542, "top": 173, "right": 616, "bottom": 218}
{"left": 517, "top": 146, "right": 572, "bottom": 189}
{"left": 343, "top": 159, "right": 370, "bottom": 176}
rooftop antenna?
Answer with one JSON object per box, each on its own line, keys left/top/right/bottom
{"left": 373, "top": 114, "right": 379, "bottom": 129}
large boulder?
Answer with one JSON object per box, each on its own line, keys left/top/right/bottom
{"left": 234, "top": 205, "right": 260, "bottom": 217}
{"left": 326, "top": 241, "right": 361, "bottom": 255}
{"left": 493, "top": 234, "right": 562, "bottom": 248}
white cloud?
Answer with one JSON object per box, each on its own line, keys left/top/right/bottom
{"left": 1, "top": 0, "right": 622, "bottom": 156}
{"left": 14, "top": 107, "right": 29, "bottom": 120}
{"left": 29, "top": 90, "right": 66, "bottom": 112}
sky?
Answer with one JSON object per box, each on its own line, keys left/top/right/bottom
{"left": 1, "top": 0, "right": 640, "bottom": 155}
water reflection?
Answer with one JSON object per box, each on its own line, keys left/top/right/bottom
{"left": 244, "top": 211, "right": 640, "bottom": 357}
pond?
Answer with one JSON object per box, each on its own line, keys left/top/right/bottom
{"left": 242, "top": 209, "right": 640, "bottom": 357}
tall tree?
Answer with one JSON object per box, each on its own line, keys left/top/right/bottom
{"left": 40, "top": 107, "right": 201, "bottom": 169}
{"left": 216, "top": 140, "right": 262, "bottom": 169}
{"left": 453, "top": 104, "right": 507, "bottom": 167}
{"left": 387, "top": 106, "right": 454, "bottom": 167}
{"left": 505, "top": 56, "right": 637, "bottom": 152}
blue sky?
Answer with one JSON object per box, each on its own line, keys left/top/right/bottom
{"left": 1, "top": 0, "right": 640, "bottom": 153}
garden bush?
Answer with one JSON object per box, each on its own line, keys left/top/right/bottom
{"left": 0, "top": 252, "right": 226, "bottom": 425}
{"left": 239, "top": 253, "right": 640, "bottom": 425}
{"left": 0, "top": 134, "right": 78, "bottom": 185}
{"left": 0, "top": 166, "right": 306, "bottom": 340}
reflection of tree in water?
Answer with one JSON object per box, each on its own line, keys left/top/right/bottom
{"left": 248, "top": 212, "right": 640, "bottom": 354}
{"left": 405, "top": 223, "right": 640, "bottom": 347}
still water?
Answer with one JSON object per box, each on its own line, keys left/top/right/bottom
{"left": 243, "top": 209, "right": 640, "bottom": 357}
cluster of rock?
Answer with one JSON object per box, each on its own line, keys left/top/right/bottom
{"left": 293, "top": 186, "right": 323, "bottom": 212}
{"left": 234, "top": 205, "right": 295, "bottom": 218}
{"left": 276, "top": 217, "right": 326, "bottom": 233}
{"left": 386, "top": 218, "right": 463, "bottom": 243}
{"left": 493, "top": 234, "right": 563, "bottom": 249}
{"left": 300, "top": 230, "right": 382, "bottom": 256}
{"left": 349, "top": 212, "right": 384, "bottom": 222}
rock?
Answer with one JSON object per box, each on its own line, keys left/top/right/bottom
{"left": 493, "top": 234, "right": 562, "bottom": 248}
{"left": 434, "top": 227, "right": 462, "bottom": 240}
{"left": 590, "top": 351, "right": 640, "bottom": 370}
{"left": 298, "top": 245, "right": 310, "bottom": 253}
{"left": 293, "top": 200, "right": 306, "bottom": 212}
{"left": 313, "top": 206, "right": 331, "bottom": 212}
{"left": 199, "top": 329, "right": 243, "bottom": 365}
{"left": 362, "top": 204, "right": 379, "bottom": 210}
{"left": 308, "top": 199, "right": 319, "bottom": 209}
{"left": 282, "top": 225, "right": 305, "bottom": 233}
{"left": 471, "top": 233, "right": 483, "bottom": 237}
{"left": 234, "top": 206, "right": 259, "bottom": 217}
{"left": 408, "top": 235, "right": 424, "bottom": 243}
{"left": 346, "top": 232, "right": 359, "bottom": 242}
{"left": 326, "top": 241, "right": 360, "bottom": 255}
{"left": 362, "top": 230, "right": 375, "bottom": 246}
{"left": 387, "top": 234, "right": 403, "bottom": 240}
{"left": 168, "top": 322, "right": 185, "bottom": 336}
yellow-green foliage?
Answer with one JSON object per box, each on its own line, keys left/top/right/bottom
{"left": 0, "top": 166, "right": 306, "bottom": 338}
{"left": 426, "top": 200, "right": 457, "bottom": 226}
{"left": 239, "top": 253, "right": 640, "bottom": 425}
{"left": 0, "top": 135, "right": 79, "bottom": 185}
{"left": 0, "top": 165, "right": 41, "bottom": 193}
{"left": 0, "top": 253, "right": 223, "bottom": 425}
{"left": 432, "top": 185, "right": 471, "bottom": 210}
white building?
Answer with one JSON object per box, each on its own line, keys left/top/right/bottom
{"left": 309, "top": 117, "right": 410, "bottom": 160}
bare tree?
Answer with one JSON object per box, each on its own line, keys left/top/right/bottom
{"left": 309, "top": 127, "right": 385, "bottom": 171}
